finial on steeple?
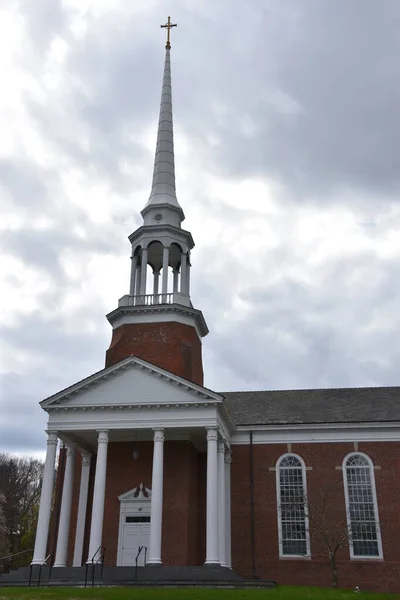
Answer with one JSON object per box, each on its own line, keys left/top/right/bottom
{"left": 161, "top": 16, "right": 177, "bottom": 50}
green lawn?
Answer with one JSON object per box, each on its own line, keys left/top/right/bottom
{"left": 0, "top": 587, "right": 399, "bottom": 600}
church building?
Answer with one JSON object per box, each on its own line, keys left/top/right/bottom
{"left": 30, "top": 20, "right": 400, "bottom": 593}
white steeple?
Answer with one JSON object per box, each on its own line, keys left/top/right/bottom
{"left": 107, "top": 18, "right": 208, "bottom": 342}
{"left": 141, "top": 24, "right": 184, "bottom": 227}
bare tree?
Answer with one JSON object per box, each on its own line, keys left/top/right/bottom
{"left": 0, "top": 493, "right": 10, "bottom": 569}
{"left": 305, "top": 486, "right": 350, "bottom": 588}
{"left": 0, "top": 454, "right": 44, "bottom": 567}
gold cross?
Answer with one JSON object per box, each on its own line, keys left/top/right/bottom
{"left": 161, "top": 16, "right": 177, "bottom": 50}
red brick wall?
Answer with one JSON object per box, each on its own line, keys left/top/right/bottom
{"left": 57, "top": 437, "right": 400, "bottom": 592}
{"left": 105, "top": 322, "right": 204, "bottom": 386}
{"left": 74, "top": 441, "right": 206, "bottom": 567}
{"left": 231, "top": 441, "right": 400, "bottom": 593}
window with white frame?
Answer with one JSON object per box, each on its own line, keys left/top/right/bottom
{"left": 276, "top": 454, "right": 310, "bottom": 557}
{"left": 343, "top": 453, "right": 382, "bottom": 558}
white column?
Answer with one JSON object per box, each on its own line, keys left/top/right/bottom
{"left": 54, "top": 443, "right": 76, "bottom": 567}
{"left": 32, "top": 432, "right": 58, "bottom": 565}
{"left": 186, "top": 261, "right": 191, "bottom": 296}
{"left": 180, "top": 253, "right": 187, "bottom": 294}
{"left": 205, "top": 428, "right": 219, "bottom": 564}
{"left": 218, "top": 441, "right": 226, "bottom": 567}
{"left": 225, "top": 451, "right": 232, "bottom": 568}
{"left": 87, "top": 431, "right": 109, "bottom": 562}
{"left": 135, "top": 265, "right": 142, "bottom": 303}
{"left": 148, "top": 429, "right": 165, "bottom": 565}
{"left": 173, "top": 269, "right": 179, "bottom": 294}
{"left": 162, "top": 246, "right": 169, "bottom": 298}
{"left": 129, "top": 255, "right": 138, "bottom": 296}
{"left": 153, "top": 269, "right": 160, "bottom": 296}
{"left": 73, "top": 452, "right": 91, "bottom": 567}
{"left": 140, "top": 248, "right": 148, "bottom": 296}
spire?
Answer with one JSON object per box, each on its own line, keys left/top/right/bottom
{"left": 141, "top": 19, "right": 184, "bottom": 224}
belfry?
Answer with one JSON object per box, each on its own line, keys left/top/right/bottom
{"left": 106, "top": 17, "right": 207, "bottom": 384}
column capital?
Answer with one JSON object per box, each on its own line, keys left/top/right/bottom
{"left": 206, "top": 428, "right": 218, "bottom": 442}
{"left": 81, "top": 452, "right": 92, "bottom": 467}
{"left": 218, "top": 441, "right": 226, "bottom": 453}
{"left": 97, "top": 430, "right": 109, "bottom": 444}
{"left": 65, "top": 443, "right": 76, "bottom": 457}
{"left": 46, "top": 431, "right": 58, "bottom": 446}
{"left": 153, "top": 429, "right": 165, "bottom": 443}
{"left": 224, "top": 450, "right": 232, "bottom": 464}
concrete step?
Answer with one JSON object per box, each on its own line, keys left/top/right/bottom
{"left": 0, "top": 579, "right": 275, "bottom": 589}
{"left": 0, "top": 564, "right": 275, "bottom": 588}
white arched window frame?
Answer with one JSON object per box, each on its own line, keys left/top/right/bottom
{"left": 342, "top": 452, "right": 383, "bottom": 559}
{"left": 276, "top": 453, "right": 310, "bottom": 558}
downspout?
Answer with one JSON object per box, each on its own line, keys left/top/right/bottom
{"left": 249, "top": 431, "right": 257, "bottom": 579}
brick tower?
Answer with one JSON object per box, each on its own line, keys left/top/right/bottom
{"left": 105, "top": 38, "right": 208, "bottom": 385}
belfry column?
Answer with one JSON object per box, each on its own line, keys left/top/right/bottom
{"left": 140, "top": 248, "right": 148, "bottom": 295}
{"left": 32, "top": 431, "right": 58, "bottom": 565}
{"left": 130, "top": 255, "right": 138, "bottom": 296}
{"left": 153, "top": 269, "right": 160, "bottom": 296}
{"left": 180, "top": 253, "right": 187, "bottom": 294}
{"left": 54, "top": 443, "right": 76, "bottom": 567}
{"left": 162, "top": 246, "right": 169, "bottom": 297}
{"left": 205, "top": 428, "right": 219, "bottom": 564}
{"left": 73, "top": 452, "right": 92, "bottom": 567}
{"left": 218, "top": 441, "right": 226, "bottom": 567}
{"left": 87, "top": 431, "right": 109, "bottom": 562}
{"left": 173, "top": 268, "right": 179, "bottom": 293}
{"left": 225, "top": 451, "right": 232, "bottom": 568}
{"left": 148, "top": 429, "right": 165, "bottom": 564}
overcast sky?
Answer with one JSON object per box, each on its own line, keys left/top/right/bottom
{"left": 1, "top": 0, "right": 400, "bottom": 456}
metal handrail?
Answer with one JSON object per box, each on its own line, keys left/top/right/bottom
{"left": 0, "top": 548, "right": 34, "bottom": 563}
{"left": 134, "top": 545, "right": 147, "bottom": 581}
{"left": 29, "top": 553, "right": 52, "bottom": 588}
{"left": 85, "top": 545, "right": 106, "bottom": 588}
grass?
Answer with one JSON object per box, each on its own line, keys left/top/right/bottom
{"left": 0, "top": 587, "right": 399, "bottom": 600}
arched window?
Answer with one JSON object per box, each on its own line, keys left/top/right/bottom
{"left": 276, "top": 454, "right": 310, "bottom": 557}
{"left": 343, "top": 453, "right": 382, "bottom": 558}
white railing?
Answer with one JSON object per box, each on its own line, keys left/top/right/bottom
{"left": 118, "top": 292, "right": 191, "bottom": 309}
{"left": 133, "top": 293, "right": 173, "bottom": 306}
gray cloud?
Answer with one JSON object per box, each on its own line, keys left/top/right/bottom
{"left": 2, "top": 0, "right": 400, "bottom": 456}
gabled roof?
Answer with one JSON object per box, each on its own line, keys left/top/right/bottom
{"left": 222, "top": 386, "right": 400, "bottom": 426}
{"left": 40, "top": 354, "right": 223, "bottom": 409}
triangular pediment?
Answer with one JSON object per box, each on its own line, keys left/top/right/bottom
{"left": 41, "top": 355, "right": 222, "bottom": 410}
{"left": 119, "top": 483, "right": 151, "bottom": 502}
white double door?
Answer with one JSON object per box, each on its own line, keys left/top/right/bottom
{"left": 121, "top": 516, "right": 150, "bottom": 566}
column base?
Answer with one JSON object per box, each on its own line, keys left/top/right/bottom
{"left": 53, "top": 562, "right": 67, "bottom": 568}
{"left": 204, "top": 560, "right": 220, "bottom": 566}
{"left": 31, "top": 560, "right": 45, "bottom": 566}
{"left": 146, "top": 559, "right": 162, "bottom": 566}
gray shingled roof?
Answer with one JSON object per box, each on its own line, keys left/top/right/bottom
{"left": 221, "top": 387, "right": 400, "bottom": 426}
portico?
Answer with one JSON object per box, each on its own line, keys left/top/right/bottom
{"left": 32, "top": 356, "right": 232, "bottom": 568}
